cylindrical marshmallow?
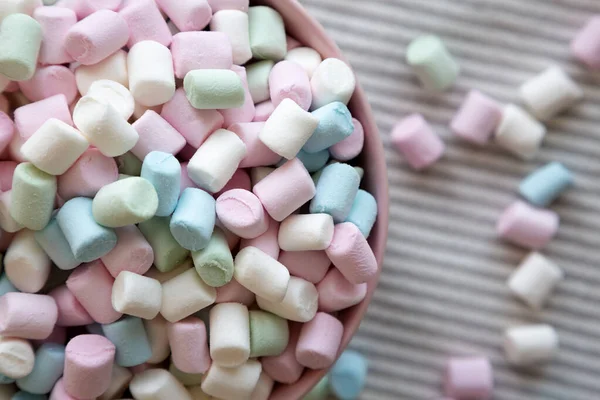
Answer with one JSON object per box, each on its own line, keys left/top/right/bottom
{"left": 239, "top": 217, "right": 279, "bottom": 259}
{"left": 279, "top": 250, "right": 330, "bottom": 284}
{"left": 100, "top": 226, "right": 152, "bottom": 276}
{"left": 317, "top": 267, "right": 366, "bottom": 312}
{"left": 18, "top": 65, "right": 78, "bottom": 104}
{"left": 221, "top": 64, "right": 256, "bottom": 127}
{"left": 92, "top": 177, "right": 158, "bottom": 227}
{"left": 201, "top": 360, "right": 262, "bottom": 400}
{"left": 56, "top": 0, "right": 122, "bottom": 19}
{"left": 297, "top": 149, "right": 329, "bottom": 173}
{"left": 170, "top": 188, "right": 215, "bottom": 251}
{"left": 130, "top": 369, "right": 192, "bottom": 400}
{"left": 128, "top": 40, "right": 175, "bottom": 107}
{"left": 156, "top": 0, "right": 211, "bottom": 32}
{"left": 0, "top": 293, "right": 57, "bottom": 339}
{"left": 119, "top": 0, "right": 172, "bottom": 48}
{"left": 58, "top": 148, "right": 118, "bottom": 201}
{"left": 329, "top": 350, "right": 368, "bottom": 400}
{"left": 329, "top": 117, "right": 364, "bottom": 162}
{"left": 285, "top": 47, "right": 322, "bottom": 78}
{"left": 49, "top": 285, "right": 93, "bottom": 327}
{"left": 192, "top": 228, "right": 233, "bottom": 287}
{"left": 444, "top": 356, "right": 493, "bottom": 399}
{"left": 406, "top": 35, "right": 459, "bottom": 91}
{"left": 48, "top": 378, "right": 76, "bottom": 400}
{"left": 251, "top": 371, "right": 274, "bottom": 400}
{"left": 168, "top": 316, "right": 210, "bottom": 374}
{"left": 215, "top": 278, "right": 256, "bottom": 305}
{"left": 170, "top": 31, "right": 232, "bottom": 80}
{"left": 234, "top": 246, "right": 290, "bottom": 302}
{"left": 216, "top": 189, "right": 268, "bottom": 239}
{"left": 209, "top": 303, "right": 250, "bottom": 368}
{"left": 326, "top": 222, "right": 378, "bottom": 285}
{"left": 64, "top": 10, "right": 129, "bottom": 65}
{"left": 184, "top": 69, "right": 245, "bottom": 110}
{"left": 345, "top": 189, "right": 378, "bottom": 238}
{"left": 16, "top": 343, "right": 65, "bottom": 395}
{"left": 269, "top": 60, "right": 311, "bottom": 110}
{"left": 494, "top": 104, "right": 547, "bottom": 160}
{"left": 63, "top": 334, "right": 115, "bottom": 399}
{"left": 86, "top": 79, "right": 135, "bottom": 120}
{"left": 296, "top": 312, "right": 343, "bottom": 369}
{"left": 247, "top": 60, "right": 275, "bottom": 104}
{"left": 256, "top": 276, "right": 318, "bottom": 323}
{"left": 207, "top": 0, "right": 249, "bottom": 12}
{"left": 261, "top": 322, "right": 303, "bottom": 384}
{"left": 0, "top": 337, "right": 35, "bottom": 379}
{"left": 249, "top": 310, "right": 289, "bottom": 358}
{"left": 496, "top": 200, "right": 559, "bottom": 250}
{"left": 144, "top": 314, "right": 171, "bottom": 364}
{"left": 310, "top": 163, "right": 360, "bottom": 223}
{"left": 33, "top": 6, "right": 76, "bottom": 65}
{"left": 250, "top": 166, "right": 275, "bottom": 187}
{"left": 14, "top": 94, "right": 72, "bottom": 140}
{"left": 101, "top": 315, "right": 152, "bottom": 367}
{"left": 138, "top": 216, "right": 190, "bottom": 272}
{"left": 74, "top": 50, "right": 128, "bottom": 96}
{"left": 210, "top": 10, "right": 252, "bottom": 65}
{"left": 310, "top": 58, "right": 355, "bottom": 109}
{"left": 519, "top": 161, "right": 573, "bottom": 207}
{"left": 230, "top": 122, "right": 280, "bottom": 168}
{"left": 504, "top": 324, "right": 559, "bottom": 366}
{"left": 278, "top": 214, "right": 334, "bottom": 252}
{"left": 571, "top": 16, "right": 600, "bottom": 69}
{"left": 4, "top": 229, "right": 51, "bottom": 293}
{"left": 112, "top": 271, "right": 162, "bottom": 319}
{"left": 160, "top": 268, "right": 217, "bottom": 323}
{"left": 0, "top": 191, "right": 23, "bottom": 233}
{"left": 450, "top": 90, "right": 503, "bottom": 145}
{"left": 10, "top": 162, "right": 56, "bottom": 231}
{"left": 98, "top": 364, "right": 132, "bottom": 400}
{"left": 248, "top": 6, "right": 286, "bottom": 61}
{"left": 507, "top": 252, "right": 563, "bottom": 310}
{"left": 391, "top": 113, "right": 445, "bottom": 170}
{"left": 140, "top": 151, "right": 180, "bottom": 217}
{"left": 0, "top": 14, "right": 42, "bottom": 81}
{"left": 131, "top": 111, "right": 186, "bottom": 160}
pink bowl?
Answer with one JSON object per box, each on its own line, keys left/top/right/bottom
{"left": 257, "top": 1, "right": 390, "bottom": 398}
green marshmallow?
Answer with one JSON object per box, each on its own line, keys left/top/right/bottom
{"left": 10, "top": 162, "right": 56, "bottom": 231}
{"left": 139, "top": 216, "right": 189, "bottom": 273}
{"left": 92, "top": 177, "right": 159, "bottom": 227}
{"left": 115, "top": 152, "right": 143, "bottom": 176}
{"left": 406, "top": 34, "right": 459, "bottom": 91}
{"left": 248, "top": 6, "right": 287, "bottom": 61}
{"left": 0, "top": 13, "right": 42, "bottom": 81}
{"left": 183, "top": 69, "right": 245, "bottom": 110}
{"left": 249, "top": 310, "right": 289, "bottom": 358}
{"left": 246, "top": 60, "right": 275, "bottom": 103}
{"left": 192, "top": 228, "right": 233, "bottom": 288}
{"left": 302, "top": 376, "right": 330, "bottom": 400}
{"left": 168, "top": 363, "right": 203, "bottom": 386}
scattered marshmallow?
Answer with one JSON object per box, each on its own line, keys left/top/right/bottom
{"left": 504, "top": 324, "right": 559, "bottom": 366}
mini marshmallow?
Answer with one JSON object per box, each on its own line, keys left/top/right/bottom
{"left": 450, "top": 90, "right": 503, "bottom": 145}
{"left": 496, "top": 200, "right": 559, "bottom": 250}
{"left": 230, "top": 122, "right": 281, "bottom": 168}
{"left": 221, "top": 65, "right": 256, "bottom": 127}
{"left": 49, "top": 285, "right": 93, "bottom": 326}
{"left": 128, "top": 41, "right": 175, "bottom": 108}
{"left": 249, "top": 310, "right": 289, "bottom": 358}
{"left": 15, "top": 94, "right": 72, "bottom": 140}
{"left": 130, "top": 369, "right": 192, "bottom": 400}
{"left": 504, "top": 324, "right": 559, "bottom": 366}
{"left": 248, "top": 6, "right": 286, "bottom": 61}
{"left": 160, "top": 268, "right": 217, "bottom": 323}
{"left": 520, "top": 66, "right": 583, "bottom": 121}
{"left": 86, "top": 79, "right": 135, "bottom": 120}
{"left": 74, "top": 50, "right": 128, "bottom": 96}
{"left": 345, "top": 189, "right": 378, "bottom": 238}
{"left": 278, "top": 214, "right": 334, "bottom": 251}
{"left": 16, "top": 343, "right": 66, "bottom": 395}
{"left": 310, "top": 58, "right": 356, "bottom": 109}
{"left": 0, "top": 337, "right": 35, "bottom": 379}
{"left": 216, "top": 278, "right": 256, "bottom": 305}
{"left": 247, "top": 60, "right": 275, "bottom": 104}
{"left": 0, "top": 191, "right": 23, "bottom": 233}
{"left": 329, "top": 350, "right": 368, "bottom": 400}
{"left": 285, "top": 47, "right": 322, "bottom": 78}
{"left": 239, "top": 217, "right": 280, "bottom": 259}
{"left": 251, "top": 371, "right": 275, "bottom": 400}
{"left": 18, "top": 65, "right": 78, "bottom": 104}
{"left": 317, "top": 267, "right": 366, "bottom": 313}
{"left": 269, "top": 60, "right": 311, "bottom": 111}
{"left": 101, "top": 315, "right": 152, "bottom": 367}
{"left": 0, "top": 14, "right": 42, "bottom": 81}
{"left": 158, "top": 0, "right": 212, "bottom": 32}
{"left": 326, "top": 222, "right": 378, "bottom": 285}
{"left": 192, "top": 228, "right": 233, "bottom": 287}
{"left": 209, "top": 303, "right": 250, "bottom": 368}
{"left": 58, "top": 148, "right": 119, "bottom": 201}
{"left": 494, "top": 104, "right": 546, "bottom": 160}
{"left": 391, "top": 113, "right": 445, "bottom": 170}
{"left": 98, "top": 364, "right": 132, "bottom": 400}
{"left": 187, "top": 128, "right": 247, "bottom": 193}
{"left": 216, "top": 189, "right": 268, "bottom": 239}
{"left": 32, "top": 6, "right": 75, "bottom": 63}
{"left": 329, "top": 118, "right": 364, "bottom": 162}
{"left": 444, "top": 356, "right": 493, "bottom": 400}
{"left": 10, "top": 162, "right": 56, "bottom": 230}
{"left": 297, "top": 149, "right": 329, "bottom": 173}
{"left": 0, "top": 293, "right": 57, "bottom": 340}
{"left": 0, "top": 160, "right": 17, "bottom": 192}
{"left": 139, "top": 217, "right": 190, "bottom": 273}
{"left": 131, "top": 111, "right": 187, "bottom": 161}
{"left": 210, "top": 10, "right": 252, "bottom": 65}
{"left": 92, "top": 177, "right": 158, "bottom": 227}
{"left": 256, "top": 276, "right": 318, "bottom": 323}
{"left": 254, "top": 100, "right": 275, "bottom": 122}
{"left": 141, "top": 151, "right": 181, "bottom": 217}
{"left": 261, "top": 322, "right": 303, "bottom": 384}
{"left": 144, "top": 315, "right": 171, "bottom": 364}
{"left": 296, "top": 312, "right": 343, "bottom": 369}
{"left": 201, "top": 360, "right": 262, "bottom": 400}
{"left": 234, "top": 246, "right": 290, "bottom": 302}
{"left": 279, "top": 250, "right": 330, "bottom": 284}
{"left": 170, "top": 188, "right": 216, "bottom": 251}
{"left": 4, "top": 229, "right": 51, "bottom": 293}
{"left": 184, "top": 69, "right": 245, "bottom": 110}
{"left": 310, "top": 163, "right": 360, "bottom": 223}
{"left": 170, "top": 32, "right": 233, "bottom": 79}
{"left": 34, "top": 218, "right": 79, "bottom": 271}
{"left": 519, "top": 162, "right": 573, "bottom": 207}
{"left": 207, "top": 0, "right": 249, "bottom": 12}
{"left": 168, "top": 317, "right": 210, "bottom": 374}
{"left": 571, "top": 16, "right": 600, "bottom": 69}
{"left": 112, "top": 271, "right": 162, "bottom": 319}
{"left": 119, "top": 0, "right": 172, "bottom": 48}
{"left": 64, "top": 10, "right": 129, "bottom": 65}
{"left": 406, "top": 35, "right": 459, "bottom": 91}
{"left": 56, "top": 0, "right": 122, "bottom": 19}
{"left": 508, "top": 252, "right": 563, "bottom": 310}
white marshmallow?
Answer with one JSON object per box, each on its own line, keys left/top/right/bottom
{"left": 4, "top": 229, "right": 51, "bottom": 293}
{"left": 87, "top": 79, "right": 135, "bottom": 120}
{"left": 494, "top": 104, "right": 546, "bottom": 160}
{"left": 98, "top": 364, "right": 133, "bottom": 400}
{"left": 8, "top": 132, "right": 27, "bottom": 163}
{"left": 160, "top": 268, "right": 217, "bottom": 323}
{"left": 21, "top": 118, "right": 89, "bottom": 175}
{"left": 0, "top": 191, "right": 23, "bottom": 233}
{"left": 285, "top": 47, "right": 323, "bottom": 78}
{"left": 250, "top": 371, "right": 274, "bottom": 400}
{"left": 259, "top": 98, "right": 319, "bottom": 160}
{"left": 201, "top": 360, "right": 262, "bottom": 400}
{"left": 145, "top": 259, "right": 192, "bottom": 284}
{"left": 234, "top": 246, "right": 290, "bottom": 302}
{"left": 75, "top": 50, "right": 129, "bottom": 96}
{"left": 128, "top": 40, "right": 176, "bottom": 107}
{"left": 278, "top": 213, "right": 334, "bottom": 251}
{"left": 112, "top": 271, "right": 162, "bottom": 320}
{"left": 504, "top": 324, "right": 559, "bottom": 366}
{"left": 130, "top": 369, "right": 192, "bottom": 400}
{"left": 310, "top": 58, "right": 356, "bottom": 109}
{"left": 520, "top": 66, "right": 583, "bottom": 121}
{"left": 256, "top": 276, "right": 318, "bottom": 322}
{"left": 73, "top": 95, "right": 139, "bottom": 157}
{"left": 210, "top": 10, "right": 252, "bottom": 65}
{"left": 0, "top": 336, "right": 35, "bottom": 379}
{"left": 250, "top": 167, "right": 275, "bottom": 187}
{"left": 143, "top": 315, "right": 171, "bottom": 364}
{"left": 507, "top": 252, "right": 563, "bottom": 310}
{"left": 187, "top": 129, "right": 247, "bottom": 193}
{"left": 0, "top": 0, "right": 41, "bottom": 21}
{"left": 209, "top": 303, "right": 250, "bottom": 368}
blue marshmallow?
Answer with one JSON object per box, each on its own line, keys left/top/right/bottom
{"left": 329, "top": 350, "right": 368, "bottom": 400}
{"left": 0, "top": 273, "right": 18, "bottom": 296}
{"left": 141, "top": 151, "right": 181, "bottom": 217}
{"left": 11, "top": 392, "right": 47, "bottom": 400}
{"left": 297, "top": 149, "right": 330, "bottom": 173}
{"left": 519, "top": 161, "right": 573, "bottom": 207}
{"left": 345, "top": 190, "right": 378, "bottom": 238}
{"left": 310, "top": 163, "right": 360, "bottom": 222}
{"left": 34, "top": 218, "right": 80, "bottom": 271}
{"left": 56, "top": 197, "right": 117, "bottom": 262}
{"left": 303, "top": 102, "right": 354, "bottom": 154}
{"left": 16, "top": 344, "right": 65, "bottom": 395}
{"left": 169, "top": 188, "right": 216, "bottom": 251}
{"left": 102, "top": 316, "right": 152, "bottom": 367}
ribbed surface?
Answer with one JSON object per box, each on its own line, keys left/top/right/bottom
{"left": 301, "top": 1, "right": 600, "bottom": 399}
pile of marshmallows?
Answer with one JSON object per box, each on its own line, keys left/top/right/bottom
{"left": 0, "top": 1, "right": 379, "bottom": 400}
{"left": 389, "top": 15, "right": 600, "bottom": 400}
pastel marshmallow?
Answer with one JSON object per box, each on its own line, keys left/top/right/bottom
{"left": 345, "top": 189, "right": 378, "bottom": 238}
{"left": 168, "top": 317, "right": 210, "bottom": 374}
{"left": 285, "top": 47, "right": 322, "bottom": 78}
{"left": 144, "top": 315, "right": 171, "bottom": 364}
{"left": 507, "top": 252, "right": 563, "bottom": 310}
{"left": 248, "top": 6, "right": 287, "bottom": 61}
{"left": 138, "top": 216, "right": 189, "bottom": 273}
{"left": 119, "top": 0, "right": 172, "bottom": 48}
{"left": 92, "top": 177, "right": 158, "bottom": 227}
{"left": 201, "top": 360, "right": 262, "bottom": 400}
{"left": 221, "top": 65, "right": 256, "bottom": 127}
{"left": 450, "top": 90, "right": 502, "bottom": 145}
{"left": 0, "top": 292, "right": 58, "bottom": 339}
{"left": 10, "top": 162, "right": 56, "bottom": 230}
{"left": 160, "top": 268, "right": 217, "bottom": 323}
{"left": 329, "top": 118, "right": 364, "bottom": 161}
{"left": 0, "top": 191, "right": 23, "bottom": 233}
{"left": 215, "top": 168, "right": 252, "bottom": 197}
{"left": 98, "top": 364, "right": 132, "bottom": 400}
{"left": 210, "top": 10, "right": 252, "bottom": 65}
{"left": 239, "top": 217, "right": 280, "bottom": 260}
{"left": 207, "top": 0, "right": 249, "bottom": 12}
{"left": 251, "top": 371, "right": 275, "bottom": 400}
{"left": 519, "top": 161, "right": 573, "bottom": 207}
{"left": 140, "top": 151, "right": 181, "bottom": 217}
{"left": 56, "top": 0, "right": 122, "bottom": 19}
{"left": 86, "top": 79, "right": 134, "bottom": 120}
{"left": 261, "top": 322, "right": 304, "bottom": 384}
{"left": 234, "top": 246, "right": 290, "bottom": 302}
{"left": 215, "top": 278, "right": 255, "bottom": 306}
{"left": 329, "top": 350, "right": 369, "bottom": 400}
{"left": 209, "top": 303, "right": 250, "bottom": 368}
{"left": 391, "top": 113, "right": 445, "bottom": 170}
{"left": 156, "top": 0, "right": 211, "bottom": 32}
{"left": 256, "top": 276, "right": 318, "bottom": 323}
{"left": 496, "top": 200, "right": 559, "bottom": 250}
{"left": 101, "top": 315, "right": 152, "bottom": 367}
{"left": 184, "top": 69, "right": 245, "bottom": 110}
{"left": 310, "top": 163, "right": 360, "bottom": 223}
{"left": 128, "top": 40, "right": 176, "bottom": 107}
{"left": 406, "top": 34, "right": 459, "bottom": 91}
{"left": 247, "top": 60, "right": 275, "bottom": 104}
{"left": 192, "top": 228, "right": 233, "bottom": 287}
{"left": 571, "top": 16, "right": 600, "bottom": 69}
{"left": 229, "top": 122, "right": 280, "bottom": 168}
{"left": 279, "top": 250, "right": 331, "bottom": 284}
{"left": 278, "top": 213, "right": 334, "bottom": 251}
{"left": 269, "top": 60, "right": 311, "bottom": 110}
{"left": 250, "top": 166, "right": 275, "bottom": 187}
{"left": 326, "top": 222, "right": 378, "bottom": 285}
{"left": 494, "top": 104, "right": 546, "bottom": 160}
{"left": 253, "top": 100, "right": 275, "bottom": 122}
{"left": 74, "top": 50, "right": 128, "bottom": 96}
{"left": 317, "top": 267, "right": 367, "bottom": 312}
{"left": 296, "top": 312, "right": 343, "bottom": 369}
{"left": 49, "top": 285, "right": 93, "bottom": 327}
{"left": 0, "top": 14, "right": 42, "bottom": 81}
{"left": 14, "top": 94, "right": 72, "bottom": 140}
{"left": 130, "top": 369, "right": 192, "bottom": 400}
{"left": 115, "top": 151, "right": 142, "bottom": 176}
{"left": 4, "top": 229, "right": 51, "bottom": 293}
{"left": 444, "top": 356, "right": 493, "bottom": 400}
{"left": 504, "top": 324, "right": 559, "bottom": 366}
{"left": 131, "top": 111, "right": 186, "bottom": 161}
{"left": 170, "top": 31, "right": 232, "bottom": 79}
{"left": 0, "top": 160, "right": 17, "bottom": 192}
{"left": 216, "top": 189, "right": 268, "bottom": 239}
{"left": 310, "top": 58, "right": 355, "bottom": 109}
{"left": 16, "top": 343, "right": 66, "bottom": 395}
{"left": 0, "top": 337, "right": 35, "bottom": 379}
{"left": 112, "top": 271, "right": 162, "bottom": 319}
{"left": 170, "top": 188, "right": 216, "bottom": 251}
{"left": 249, "top": 310, "right": 289, "bottom": 358}
{"left": 58, "top": 148, "right": 118, "bottom": 201}
{"left": 18, "top": 65, "right": 78, "bottom": 104}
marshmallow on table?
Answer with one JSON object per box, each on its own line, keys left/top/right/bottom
{"left": 4, "top": 229, "right": 51, "bottom": 293}
{"left": 330, "top": 117, "right": 364, "bottom": 162}
{"left": 216, "top": 189, "right": 268, "bottom": 239}
{"left": 184, "top": 69, "right": 245, "bottom": 110}
{"left": 144, "top": 315, "right": 171, "bottom": 364}
{"left": 0, "top": 191, "right": 24, "bottom": 233}
{"left": 296, "top": 312, "right": 343, "bottom": 369}
{"left": 391, "top": 113, "right": 446, "bottom": 170}
{"left": 92, "top": 178, "right": 158, "bottom": 228}
{"left": 119, "top": 0, "right": 172, "bottom": 48}
{"left": 170, "top": 32, "right": 233, "bottom": 79}
{"left": 279, "top": 250, "right": 330, "bottom": 284}
{"left": 310, "top": 163, "right": 359, "bottom": 223}
{"left": 209, "top": 303, "right": 250, "bottom": 367}
{"left": 508, "top": 252, "right": 563, "bottom": 310}
{"left": 256, "top": 276, "right": 318, "bottom": 323}
{"left": 130, "top": 369, "right": 192, "bottom": 400}
{"left": 19, "top": 65, "right": 78, "bottom": 104}
{"left": 112, "top": 271, "right": 162, "bottom": 320}
{"left": 49, "top": 285, "right": 93, "bottom": 327}
{"left": 326, "top": 222, "right": 378, "bottom": 285}
{"left": 247, "top": 60, "right": 275, "bottom": 104}
{"left": 140, "top": 151, "right": 181, "bottom": 217}
{"left": 201, "top": 360, "right": 262, "bottom": 400}
{"left": 16, "top": 343, "right": 65, "bottom": 395}
{"left": 74, "top": 50, "right": 128, "bottom": 96}
{"left": 494, "top": 104, "right": 546, "bottom": 160}
{"left": 14, "top": 94, "right": 72, "bottom": 140}
{"left": 278, "top": 214, "right": 334, "bottom": 252}
{"left": 216, "top": 278, "right": 256, "bottom": 305}
{"left": 496, "top": 200, "right": 559, "bottom": 250}
{"left": 285, "top": 47, "right": 323, "bottom": 78}
{"left": 248, "top": 6, "right": 287, "bottom": 61}
{"left": 210, "top": 10, "right": 252, "bottom": 65}
{"left": 318, "top": 267, "right": 367, "bottom": 312}
{"left": 101, "top": 316, "right": 152, "bottom": 367}
{"left": 192, "top": 228, "right": 233, "bottom": 287}
{"left": 571, "top": 16, "right": 600, "bottom": 69}
{"left": 451, "top": 90, "right": 503, "bottom": 145}
{"left": 329, "top": 350, "right": 368, "bottom": 400}
{"left": 221, "top": 65, "right": 256, "bottom": 127}
{"left": 234, "top": 246, "right": 290, "bottom": 302}
{"left": 262, "top": 322, "right": 303, "bottom": 384}
{"left": 249, "top": 310, "right": 289, "bottom": 358}
{"left": 98, "top": 364, "right": 132, "bottom": 400}
{"left": 58, "top": 148, "right": 118, "bottom": 201}
{"left": 270, "top": 60, "right": 312, "bottom": 110}
{"left": 26, "top": 7, "right": 75, "bottom": 65}
{"left": 86, "top": 79, "right": 135, "bottom": 120}
{"left": 0, "top": 14, "right": 42, "bottom": 81}
{"left": 504, "top": 324, "right": 559, "bottom": 366}
{"left": 207, "top": 0, "right": 249, "bottom": 12}
{"left": 128, "top": 40, "right": 175, "bottom": 107}
{"left": 345, "top": 189, "right": 378, "bottom": 238}
{"left": 160, "top": 268, "right": 217, "bottom": 323}
{"left": 230, "top": 122, "right": 281, "bottom": 168}
{"left": 139, "top": 217, "right": 190, "bottom": 273}
{"left": 310, "top": 58, "right": 356, "bottom": 109}
{"left": 520, "top": 161, "right": 573, "bottom": 207}
{"left": 444, "top": 356, "right": 493, "bottom": 400}
{"left": 0, "top": 293, "right": 57, "bottom": 340}
{"left": 10, "top": 162, "right": 56, "bottom": 231}
{"left": 0, "top": 337, "right": 35, "bottom": 379}
{"left": 240, "top": 217, "right": 280, "bottom": 259}
{"left": 170, "top": 188, "right": 215, "bottom": 251}
{"left": 168, "top": 317, "right": 210, "bottom": 374}
{"left": 406, "top": 35, "right": 459, "bottom": 91}
{"left": 156, "top": 0, "right": 211, "bottom": 32}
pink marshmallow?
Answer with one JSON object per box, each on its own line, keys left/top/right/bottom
{"left": 215, "top": 278, "right": 255, "bottom": 305}
{"left": 269, "top": 61, "right": 312, "bottom": 111}
{"left": 4, "top": 82, "right": 19, "bottom": 93}
{"left": 34, "top": 6, "right": 77, "bottom": 65}
{"left": 119, "top": 0, "right": 172, "bottom": 48}
{"left": 279, "top": 250, "right": 330, "bottom": 284}
{"left": 496, "top": 200, "right": 559, "bottom": 250}
{"left": 170, "top": 32, "right": 233, "bottom": 79}
{"left": 0, "top": 113, "right": 15, "bottom": 157}
{"left": 391, "top": 113, "right": 445, "bottom": 170}
{"left": 131, "top": 110, "right": 187, "bottom": 161}
{"left": 64, "top": 335, "right": 116, "bottom": 399}
{"left": 445, "top": 356, "right": 493, "bottom": 400}
{"left": 65, "top": 10, "right": 130, "bottom": 65}
{"left": 14, "top": 94, "right": 73, "bottom": 140}
{"left": 207, "top": 0, "right": 249, "bottom": 12}
{"left": 286, "top": 36, "right": 302, "bottom": 51}
{"left": 571, "top": 16, "right": 600, "bottom": 69}
{"left": 156, "top": 0, "right": 212, "bottom": 32}
{"left": 221, "top": 65, "right": 256, "bottom": 127}
{"left": 49, "top": 285, "right": 94, "bottom": 327}
{"left": 230, "top": 122, "right": 281, "bottom": 168}
{"left": 326, "top": 222, "right": 378, "bottom": 285}
{"left": 295, "top": 312, "right": 343, "bottom": 370}
{"left": 58, "top": 149, "right": 119, "bottom": 201}
{"left": 317, "top": 267, "right": 367, "bottom": 312}
{"left": 161, "top": 88, "right": 224, "bottom": 148}
{"left": 18, "top": 65, "right": 78, "bottom": 104}
{"left": 216, "top": 189, "right": 269, "bottom": 239}
{"left": 57, "top": 0, "right": 123, "bottom": 19}
{"left": 66, "top": 260, "right": 123, "bottom": 325}
{"left": 253, "top": 158, "right": 316, "bottom": 222}
{"left": 329, "top": 118, "right": 365, "bottom": 161}
{"left": 33, "top": 325, "right": 67, "bottom": 347}
{"left": 167, "top": 317, "right": 211, "bottom": 374}
{"left": 180, "top": 162, "right": 199, "bottom": 194}
{"left": 0, "top": 293, "right": 58, "bottom": 340}
{"left": 8, "top": 133, "right": 27, "bottom": 163}
{"left": 450, "top": 90, "right": 502, "bottom": 145}
{"left": 0, "top": 95, "right": 8, "bottom": 115}
{"left": 253, "top": 101, "right": 275, "bottom": 122}
{"left": 262, "top": 322, "right": 304, "bottom": 384}
{"left": 239, "top": 217, "right": 280, "bottom": 260}
{"left": 101, "top": 225, "right": 154, "bottom": 278}
{"left": 214, "top": 168, "right": 251, "bottom": 198}
{"left": 50, "top": 378, "right": 83, "bottom": 400}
